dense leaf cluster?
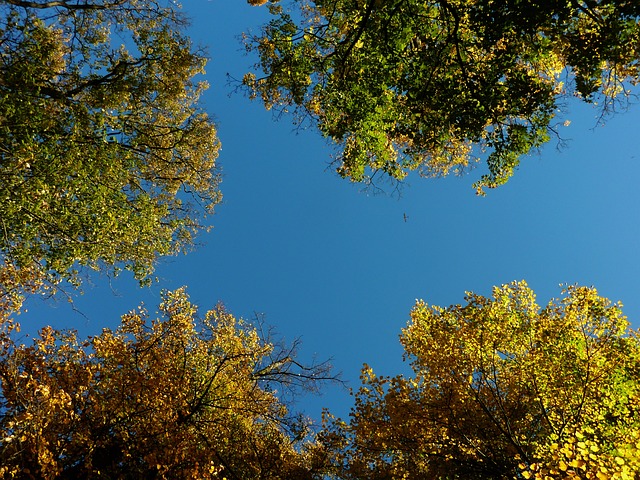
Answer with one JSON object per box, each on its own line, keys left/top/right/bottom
{"left": 0, "top": 0, "right": 221, "bottom": 289}
{"left": 323, "top": 282, "right": 640, "bottom": 479}
{"left": 0, "top": 289, "right": 334, "bottom": 479}
{"left": 245, "top": 0, "right": 640, "bottom": 192}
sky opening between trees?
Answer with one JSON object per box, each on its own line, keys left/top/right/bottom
{"left": 1, "top": 0, "right": 640, "bottom": 478}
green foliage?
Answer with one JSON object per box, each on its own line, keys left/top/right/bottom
{"left": 0, "top": 0, "right": 221, "bottom": 291}
{"left": 244, "top": 0, "right": 640, "bottom": 193}
{"left": 0, "top": 288, "right": 334, "bottom": 479}
{"left": 321, "top": 282, "right": 640, "bottom": 479}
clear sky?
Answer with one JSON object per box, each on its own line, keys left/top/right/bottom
{"left": 21, "top": 0, "right": 640, "bottom": 423}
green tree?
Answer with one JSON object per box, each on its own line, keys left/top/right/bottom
{"left": 0, "top": 0, "right": 221, "bottom": 292}
{"left": 0, "top": 288, "right": 335, "bottom": 479}
{"left": 244, "top": 0, "right": 640, "bottom": 193}
{"left": 321, "top": 282, "right": 640, "bottom": 479}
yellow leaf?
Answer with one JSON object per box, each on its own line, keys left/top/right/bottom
{"left": 570, "top": 459, "right": 586, "bottom": 469}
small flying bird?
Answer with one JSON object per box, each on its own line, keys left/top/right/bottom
{"left": 403, "top": 213, "right": 408, "bottom": 222}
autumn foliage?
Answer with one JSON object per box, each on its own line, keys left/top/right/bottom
{"left": 322, "top": 282, "right": 640, "bottom": 479}
{"left": 0, "top": 289, "right": 332, "bottom": 479}
{"left": 1, "top": 1, "right": 640, "bottom": 479}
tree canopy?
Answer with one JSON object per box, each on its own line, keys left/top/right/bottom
{"left": 244, "top": 0, "right": 640, "bottom": 193}
{"left": 321, "top": 282, "right": 640, "bottom": 479}
{"left": 0, "top": 288, "right": 335, "bottom": 479}
{"left": 0, "top": 0, "right": 221, "bottom": 292}
{"left": 2, "top": 1, "right": 640, "bottom": 478}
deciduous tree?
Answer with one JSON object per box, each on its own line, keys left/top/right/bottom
{"left": 0, "top": 0, "right": 221, "bottom": 292}
{"left": 322, "top": 282, "right": 640, "bottom": 479}
{"left": 0, "top": 288, "right": 335, "bottom": 479}
{"left": 244, "top": 0, "right": 640, "bottom": 193}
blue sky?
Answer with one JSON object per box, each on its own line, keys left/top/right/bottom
{"left": 21, "top": 0, "right": 640, "bottom": 422}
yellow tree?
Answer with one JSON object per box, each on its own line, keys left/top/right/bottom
{"left": 0, "top": 288, "right": 335, "bottom": 479}
{"left": 322, "top": 282, "right": 640, "bottom": 479}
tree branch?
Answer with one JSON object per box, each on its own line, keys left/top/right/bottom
{"left": 3, "top": 0, "right": 127, "bottom": 11}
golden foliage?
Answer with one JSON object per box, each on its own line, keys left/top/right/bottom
{"left": 0, "top": 289, "right": 332, "bottom": 479}
{"left": 322, "top": 282, "right": 640, "bottom": 479}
